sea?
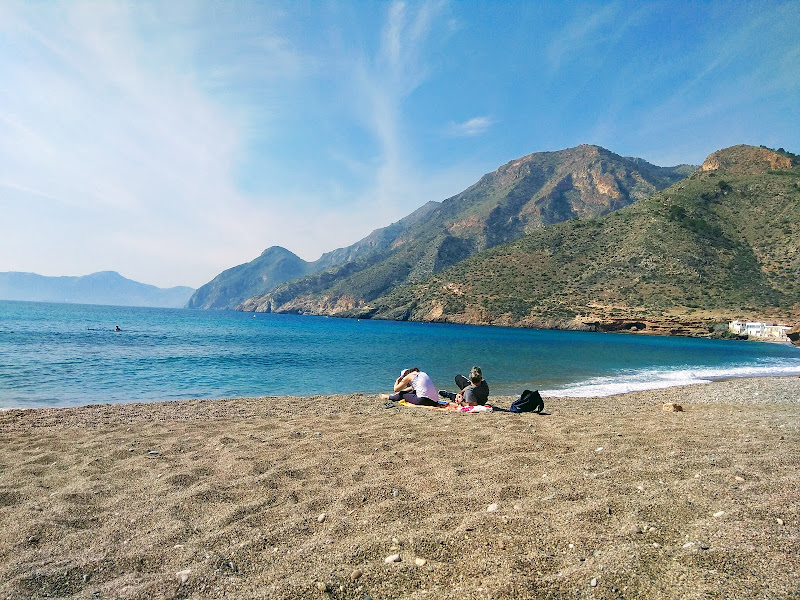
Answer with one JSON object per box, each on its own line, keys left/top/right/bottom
{"left": 1, "top": 300, "right": 798, "bottom": 410}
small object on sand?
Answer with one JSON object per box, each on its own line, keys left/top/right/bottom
{"left": 317, "top": 513, "right": 326, "bottom": 523}
{"left": 385, "top": 554, "right": 401, "bottom": 563}
{"left": 415, "top": 557, "right": 427, "bottom": 566}
{"left": 316, "top": 581, "right": 328, "bottom": 592}
{"left": 148, "top": 450, "right": 159, "bottom": 455}
{"left": 487, "top": 503, "right": 499, "bottom": 513}
{"left": 590, "top": 577, "right": 598, "bottom": 587}
{"left": 349, "top": 569, "right": 363, "bottom": 581}
{"left": 662, "top": 403, "right": 683, "bottom": 412}
{"left": 777, "top": 518, "right": 784, "bottom": 526}
{"left": 176, "top": 569, "right": 191, "bottom": 584}
{"left": 713, "top": 510, "right": 725, "bottom": 518}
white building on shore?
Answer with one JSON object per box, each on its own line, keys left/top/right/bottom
{"left": 729, "top": 320, "right": 791, "bottom": 340}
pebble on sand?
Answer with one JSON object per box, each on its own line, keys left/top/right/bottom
{"left": 713, "top": 510, "right": 725, "bottom": 518}
{"left": 349, "top": 569, "right": 363, "bottom": 581}
{"left": 317, "top": 513, "right": 326, "bottom": 523}
{"left": 316, "top": 581, "right": 328, "bottom": 592}
{"left": 590, "top": 577, "right": 598, "bottom": 587}
{"left": 487, "top": 503, "right": 499, "bottom": 513}
{"left": 175, "top": 569, "right": 191, "bottom": 584}
{"left": 415, "top": 558, "right": 427, "bottom": 567}
{"left": 385, "top": 554, "right": 402, "bottom": 563}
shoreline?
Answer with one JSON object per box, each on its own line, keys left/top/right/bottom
{"left": 1, "top": 377, "right": 799, "bottom": 598}
{"left": 3, "top": 369, "right": 799, "bottom": 412}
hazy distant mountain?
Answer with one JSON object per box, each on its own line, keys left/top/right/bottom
{"left": 0, "top": 271, "right": 194, "bottom": 308}
{"left": 239, "top": 144, "right": 694, "bottom": 314}
{"left": 320, "top": 145, "right": 800, "bottom": 336}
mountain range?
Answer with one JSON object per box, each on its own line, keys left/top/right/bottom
{"left": 0, "top": 271, "right": 195, "bottom": 308}
{"left": 192, "top": 144, "right": 693, "bottom": 310}
{"left": 195, "top": 143, "right": 799, "bottom": 337}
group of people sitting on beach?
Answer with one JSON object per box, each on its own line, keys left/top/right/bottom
{"left": 380, "top": 366, "right": 489, "bottom": 408}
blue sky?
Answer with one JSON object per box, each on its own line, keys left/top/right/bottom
{"left": 1, "top": 1, "right": 798, "bottom": 288}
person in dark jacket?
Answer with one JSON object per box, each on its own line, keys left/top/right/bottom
{"left": 439, "top": 366, "right": 489, "bottom": 406}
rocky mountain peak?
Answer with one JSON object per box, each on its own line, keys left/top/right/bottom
{"left": 701, "top": 145, "right": 792, "bottom": 175}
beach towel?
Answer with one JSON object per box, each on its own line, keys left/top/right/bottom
{"left": 398, "top": 400, "right": 493, "bottom": 413}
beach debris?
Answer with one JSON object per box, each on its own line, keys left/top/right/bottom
{"left": 148, "top": 450, "right": 159, "bottom": 456}
{"left": 392, "top": 489, "right": 400, "bottom": 497}
{"left": 777, "top": 518, "right": 784, "bottom": 526}
{"left": 385, "top": 554, "right": 402, "bottom": 563}
{"left": 596, "top": 447, "right": 604, "bottom": 452}
{"left": 735, "top": 476, "right": 745, "bottom": 482}
{"left": 487, "top": 503, "right": 499, "bottom": 513}
{"left": 317, "top": 513, "right": 326, "bottom": 523}
{"left": 176, "top": 569, "right": 191, "bottom": 584}
{"left": 415, "top": 557, "right": 427, "bottom": 567}
{"left": 662, "top": 403, "right": 683, "bottom": 412}
{"left": 590, "top": 577, "right": 598, "bottom": 587}
{"left": 315, "top": 581, "right": 328, "bottom": 592}
{"left": 349, "top": 569, "right": 363, "bottom": 581}
{"left": 713, "top": 510, "right": 725, "bottom": 518}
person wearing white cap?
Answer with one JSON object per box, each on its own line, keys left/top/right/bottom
{"left": 380, "top": 367, "right": 442, "bottom": 406}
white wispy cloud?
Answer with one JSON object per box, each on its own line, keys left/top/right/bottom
{"left": 545, "top": 2, "right": 649, "bottom": 72}
{"left": 0, "top": 1, "right": 310, "bottom": 287}
{"left": 336, "top": 0, "right": 458, "bottom": 226}
{"left": 445, "top": 116, "right": 494, "bottom": 137}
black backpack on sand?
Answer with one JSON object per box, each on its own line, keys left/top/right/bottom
{"left": 510, "top": 389, "right": 544, "bottom": 413}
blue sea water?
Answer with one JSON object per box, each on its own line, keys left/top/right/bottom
{"left": 1, "top": 300, "right": 798, "bottom": 409}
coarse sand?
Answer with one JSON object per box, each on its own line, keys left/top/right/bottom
{"left": 1, "top": 377, "right": 798, "bottom": 599}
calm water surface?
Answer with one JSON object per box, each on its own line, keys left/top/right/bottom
{"left": 1, "top": 300, "right": 798, "bottom": 409}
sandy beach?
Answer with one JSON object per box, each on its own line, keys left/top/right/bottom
{"left": 1, "top": 377, "right": 798, "bottom": 599}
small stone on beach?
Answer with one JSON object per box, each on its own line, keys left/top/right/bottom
{"left": 176, "top": 569, "right": 191, "bottom": 584}
{"left": 385, "top": 554, "right": 401, "bottom": 563}
{"left": 415, "top": 557, "right": 427, "bottom": 566}
{"left": 713, "top": 510, "right": 725, "bottom": 518}
{"left": 316, "top": 581, "right": 328, "bottom": 592}
{"left": 317, "top": 513, "right": 326, "bottom": 523}
{"left": 487, "top": 503, "right": 499, "bottom": 513}
{"left": 349, "top": 569, "right": 362, "bottom": 581}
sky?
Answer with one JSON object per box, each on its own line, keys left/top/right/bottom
{"left": 1, "top": 1, "right": 798, "bottom": 289}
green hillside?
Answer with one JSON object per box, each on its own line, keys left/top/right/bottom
{"left": 360, "top": 146, "right": 800, "bottom": 334}
{"left": 240, "top": 145, "right": 692, "bottom": 313}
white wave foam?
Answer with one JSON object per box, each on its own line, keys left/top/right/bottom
{"left": 541, "top": 361, "right": 800, "bottom": 398}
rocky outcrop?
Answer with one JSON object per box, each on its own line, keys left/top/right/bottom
{"left": 701, "top": 145, "right": 792, "bottom": 175}
{"left": 787, "top": 323, "right": 800, "bottom": 346}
